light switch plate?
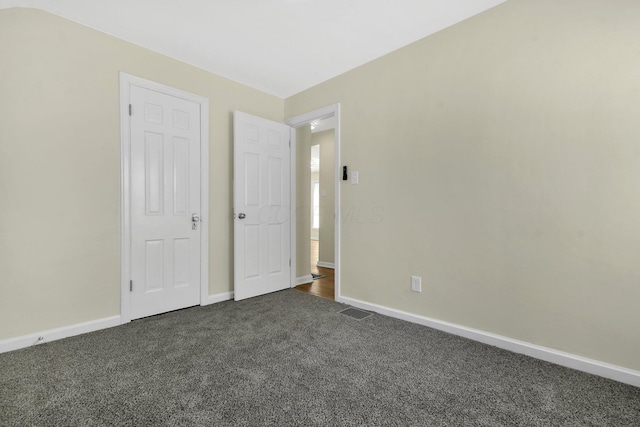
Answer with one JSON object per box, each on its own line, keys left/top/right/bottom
{"left": 351, "top": 171, "right": 359, "bottom": 184}
{"left": 411, "top": 276, "right": 422, "bottom": 293}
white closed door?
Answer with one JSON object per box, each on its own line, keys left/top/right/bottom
{"left": 234, "top": 111, "right": 291, "bottom": 300}
{"left": 129, "top": 85, "right": 201, "bottom": 320}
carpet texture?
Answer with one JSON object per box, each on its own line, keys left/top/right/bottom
{"left": 1, "top": 290, "right": 639, "bottom": 426}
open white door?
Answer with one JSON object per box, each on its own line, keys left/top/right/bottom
{"left": 234, "top": 111, "right": 291, "bottom": 300}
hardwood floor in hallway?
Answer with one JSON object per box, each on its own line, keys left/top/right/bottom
{"left": 295, "top": 240, "right": 334, "bottom": 300}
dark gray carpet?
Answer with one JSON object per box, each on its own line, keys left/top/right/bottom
{"left": 1, "top": 290, "right": 639, "bottom": 426}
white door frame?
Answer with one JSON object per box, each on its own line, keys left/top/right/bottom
{"left": 285, "top": 104, "right": 341, "bottom": 301}
{"left": 119, "top": 72, "right": 210, "bottom": 324}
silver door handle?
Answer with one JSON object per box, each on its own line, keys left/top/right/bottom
{"left": 192, "top": 213, "right": 200, "bottom": 230}
{"left": 238, "top": 213, "right": 246, "bottom": 219}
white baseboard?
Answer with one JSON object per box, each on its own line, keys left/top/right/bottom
{"left": 1, "top": 292, "right": 236, "bottom": 355}
{"left": 203, "top": 291, "right": 234, "bottom": 306}
{"left": 337, "top": 295, "right": 640, "bottom": 388}
{"left": 0, "top": 315, "right": 121, "bottom": 355}
{"left": 317, "top": 261, "right": 335, "bottom": 269}
{"left": 295, "top": 275, "right": 314, "bottom": 286}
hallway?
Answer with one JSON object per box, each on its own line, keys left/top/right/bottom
{"left": 295, "top": 240, "right": 334, "bottom": 299}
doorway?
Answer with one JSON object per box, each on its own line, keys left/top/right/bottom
{"left": 285, "top": 104, "right": 341, "bottom": 301}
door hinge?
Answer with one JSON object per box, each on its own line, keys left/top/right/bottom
{"left": 289, "top": 138, "right": 291, "bottom": 148}
{"left": 289, "top": 259, "right": 291, "bottom": 267}
{"left": 129, "top": 280, "right": 133, "bottom": 292}
{"left": 128, "top": 104, "right": 132, "bottom": 116}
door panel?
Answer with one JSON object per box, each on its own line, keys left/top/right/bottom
{"left": 234, "top": 111, "right": 291, "bottom": 300}
{"left": 145, "top": 240, "right": 164, "bottom": 291}
{"left": 145, "top": 132, "right": 164, "bottom": 215}
{"left": 130, "top": 86, "right": 201, "bottom": 319}
{"left": 173, "top": 138, "right": 190, "bottom": 214}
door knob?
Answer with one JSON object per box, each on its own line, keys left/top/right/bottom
{"left": 238, "top": 213, "right": 246, "bottom": 219}
{"left": 192, "top": 213, "right": 200, "bottom": 230}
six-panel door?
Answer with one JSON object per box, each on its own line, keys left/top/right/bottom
{"left": 234, "top": 111, "right": 291, "bottom": 300}
{"left": 130, "top": 86, "right": 201, "bottom": 319}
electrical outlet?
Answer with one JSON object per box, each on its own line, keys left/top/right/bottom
{"left": 411, "top": 275, "right": 422, "bottom": 293}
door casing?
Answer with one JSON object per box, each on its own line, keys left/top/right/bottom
{"left": 285, "top": 104, "right": 341, "bottom": 301}
{"left": 119, "top": 72, "right": 210, "bottom": 324}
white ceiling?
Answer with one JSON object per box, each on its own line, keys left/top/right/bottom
{"left": 1, "top": 0, "right": 507, "bottom": 98}
{"left": 311, "top": 117, "right": 335, "bottom": 134}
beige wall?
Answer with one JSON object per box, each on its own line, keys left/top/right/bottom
{"left": 285, "top": 0, "right": 640, "bottom": 371}
{"left": 0, "top": 8, "right": 283, "bottom": 340}
{"left": 315, "top": 130, "right": 335, "bottom": 265}
{"left": 295, "top": 126, "right": 312, "bottom": 278}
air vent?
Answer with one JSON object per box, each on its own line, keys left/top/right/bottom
{"left": 339, "top": 307, "right": 372, "bottom": 321}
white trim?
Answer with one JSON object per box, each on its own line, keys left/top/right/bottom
{"left": 0, "top": 316, "right": 121, "bottom": 354}
{"left": 289, "top": 128, "right": 297, "bottom": 289}
{"left": 119, "top": 74, "right": 132, "bottom": 324}
{"left": 316, "top": 261, "right": 335, "bottom": 269}
{"left": 199, "top": 95, "right": 210, "bottom": 308}
{"left": 337, "top": 295, "right": 640, "bottom": 388}
{"left": 334, "top": 105, "right": 341, "bottom": 301}
{"left": 119, "top": 72, "right": 210, "bottom": 323}
{"left": 203, "top": 291, "right": 234, "bottom": 306}
{"left": 296, "top": 275, "right": 314, "bottom": 286}
{"left": 286, "top": 105, "right": 339, "bottom": 125}
{"left": 285, "top": 104, "right": 341, "bottom": 299}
